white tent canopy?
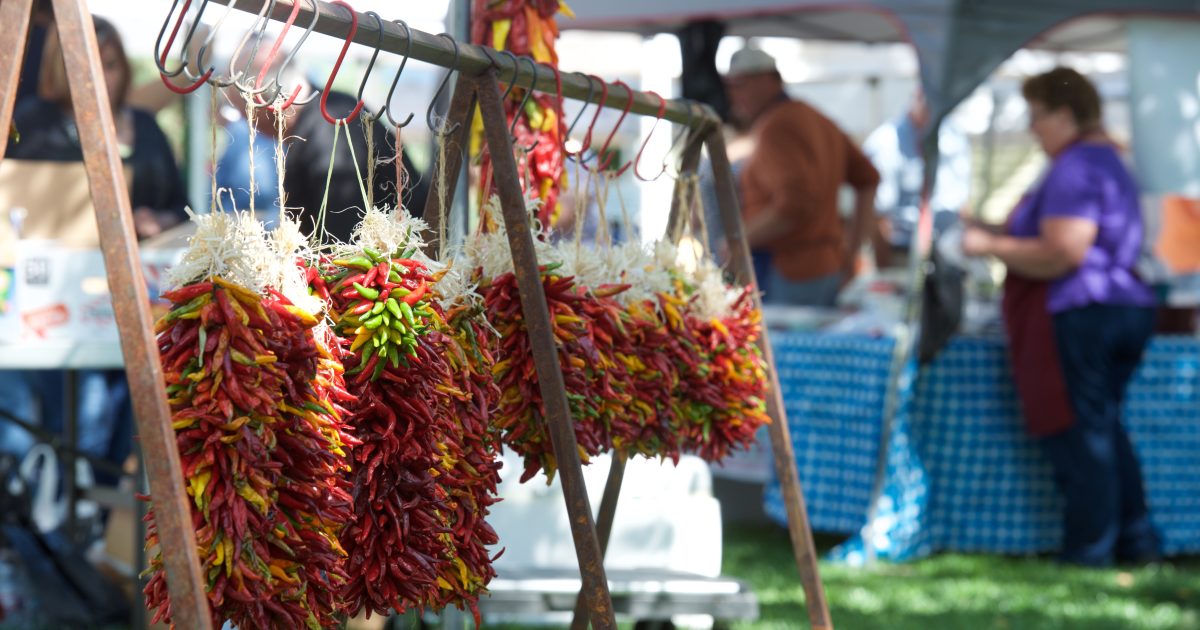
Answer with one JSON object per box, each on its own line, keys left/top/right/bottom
{"left": 563, "top": 0, "right": 1200, "bottom": 139}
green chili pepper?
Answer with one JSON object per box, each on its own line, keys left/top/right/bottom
{"left": 334, "top": 257, "right": 373, "bottom": 271}
{"left": 164, "top": 293, "right": 209, "bottom": 322}
{"left": 387, "top": 344, "right": 400, "bottom": 370}
{"left": 197, "top": 327, "right": 207, "bottom": 367}
{"left": 399, "top": 302, "right": 416, "bottom": 328}
{"left": 385, "top": 298, "right": 403, "bottom": 320}
{"left": 353, "top": 282, "right": 380, "bottom": 300}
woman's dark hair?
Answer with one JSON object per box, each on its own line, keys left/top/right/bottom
{"left": 39, "top": 15, "right": 131, "bottom": 111}
{"left": 1022, "top": 67, "right": 1102, "bottom": 131}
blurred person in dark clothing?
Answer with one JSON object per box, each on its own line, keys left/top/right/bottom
{"left": 1, "top": 16, "right": 181, "bottom": 486}
{"left": 221, "top": 63, "right": 428, "bottom": 242}
{"left": 284, "top": 89, "right": 428, "bottom": 242}
{"left": 6, "top": 16, "right": 187, "bottom": 239}
{"left": 15, "top": 1, "right": 54, "bottom": 108}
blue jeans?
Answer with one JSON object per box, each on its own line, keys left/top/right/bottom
{"left": 1042, "top": 304, "right": 1159, "bottom": 566}
{"left": 764, "top": 272, "right": 843, "bottom": 307}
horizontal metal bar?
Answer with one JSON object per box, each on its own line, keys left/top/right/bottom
{"left": 207, "top": 0, "right": 718, "bottom": 128}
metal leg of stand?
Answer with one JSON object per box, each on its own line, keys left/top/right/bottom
{"left": 50, "top": 1, "right": 212, "bottom": 625}
{"left": 63, "top": 370, "right": 78, "bottom": 544}
{"left": 704, "top": 128, "right": 832, "bottom": 629}
{"left": 476, "top": 69, "right": 616, "bottom": 629}
{"left": 133, "top": 444, "right": 147, "bottom": 630}
{"left": 569, "top": 456, "right": 626, "bottom": 630}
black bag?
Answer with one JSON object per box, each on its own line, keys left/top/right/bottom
{"left": 918, "top": 245, "right": 965, "bottom": 364}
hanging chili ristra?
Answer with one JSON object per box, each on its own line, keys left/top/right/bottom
{"left": 481, "top": 264, "right": 615, "bottom": 482}
{"left": 145, "top": 274, "right": 354, "bottom": 629}
{"left": 678, "top": 287, "right": 771, "bottom": 462}
{"left": 321, "top": 244, "right": 500, "bottom": 620}
{"left": 471, "top": 0, "right": 572, "bottom": 227}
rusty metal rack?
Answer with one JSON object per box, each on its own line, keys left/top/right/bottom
{"left": 0, "top": 0, "right": 833, "bottom": 627}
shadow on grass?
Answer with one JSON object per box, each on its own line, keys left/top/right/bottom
{"left": 723, "top": 525, "right": 1200, "bottom": 630}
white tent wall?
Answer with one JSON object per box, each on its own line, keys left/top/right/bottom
{"left": 1128, "top": 18, "right": 1200, "bottom": 199}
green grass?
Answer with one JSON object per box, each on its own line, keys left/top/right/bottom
{"left": 725, "top": 524, "right": 1200, "bottom": 630}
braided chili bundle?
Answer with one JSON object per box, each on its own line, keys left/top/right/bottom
{"left": 573, "top": 284, "right": 643, "bottom": 456}
{"left": 677, "top": 287, "right": 771, "bottom": 462}
{"left": 145, "top": 276, "right": 352, "bottom": 629}
{"left": 261, "top": 286, "right": 357, "bottom": 625}
{"left": 618, "top": 296, "right": 686, "bottom": 461}
{"left": 428, "top": 299, "right": 504, "bottom": 614}
{"left": 325, "top": 247, "right": 500, "bottom": 618}
{"left": 471, "top": 0, "right": 571, "bottom": 227}
{"left": 481, "top": 265, "right": 611, "bottom": 482}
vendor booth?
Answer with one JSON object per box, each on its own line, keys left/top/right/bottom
{"left": 563, "top": 0, "right": 1200, "bottom": 561}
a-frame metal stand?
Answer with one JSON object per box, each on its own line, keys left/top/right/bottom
{"left": 0, "top": 0, "right": 213, "bottom": 627}
{"left": 0, "top": 1, "right": 834, "bottom": 627}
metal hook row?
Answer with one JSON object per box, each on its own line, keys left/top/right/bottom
{"left": 154, "top": 0, "right": 424, "bottom": 126}
{"left": 156, "top": 0, "right": 714, "bottom": 162}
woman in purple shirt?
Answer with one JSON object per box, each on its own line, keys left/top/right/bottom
{"left": 963, "top": 67, "right": 1159, "bottom": 566}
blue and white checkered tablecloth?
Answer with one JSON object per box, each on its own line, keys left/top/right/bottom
{"left": 765, "top": 332, "right": 1200, "bottom": 561}
{"left": 763, "top": 333, "right": 896, "bottom": 534}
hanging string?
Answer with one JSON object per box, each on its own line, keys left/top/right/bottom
{"left": 275, "top": 106, "right": 287, "bottom": 216}
{"left": 597, "top": 172, "right": 615, "bottom": 250}
{"left": 591, "top": 167, "right": 613, "bottom": 249}
{"left": 690, "top": 174, "right": 711, "bottom": 261}
{"left": 245, "top": 98, "right": 258, "bottom": 215}
{"left": 571, "top": 153, "right": 589, "bottom": 253}
{"left": 615, "top": 171, "right": 635, "bottom": 243}
{"left": 342, "top": 120, "right": 373, "bottom": 211}
{"left": 210, "top": 86, "right": 219, "bottom": 212}
{"left": 434, "top": 132, "right": 450, "bottom": 260}
{"left": 363, "top": 116, "right": 376, "bottom": 210}
{"left": 394, "top": 127, "right": 405, "bottom": 211}
{"left": 316, "top": 122, "right": 344, "bottom": 245}
{"left": 671, "top": 172, "right": 694, "bottom": 246}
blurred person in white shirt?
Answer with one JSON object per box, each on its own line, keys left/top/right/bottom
{"left": 864, "top": 88, "right": 972, "bottom": 268}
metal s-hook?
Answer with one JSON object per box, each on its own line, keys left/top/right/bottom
{"left": 185, "top": 0, "right": 240, "bottom": 86}
{"left": 425, "top": 33, "right": 461, "bottom": 137}
{"left": 509, "top": 56, "right": 540, "bottom": 152}
{"left": 383, "top": 19, "right": 416, "bottom": 128}
{"left": 577, "top": 74, "right": 610, "bottom": 166}
{"left": 594, "top": 80, "right": 634, "bottom": 172}
{"left": 664, "top": 101, "right": 701, "bottom": 179}
{"left": 155, "top": 0, "right": 211, "bottom": 78}
{"left": 632, "top": 91, "right": 670, "bottom": 181}
{"left": 154, "top": 0, "right": 187, "bottom": 77}
{"left": 494, "top": 50, "right": 520, "bottom": 103}
{"left": 356, "top": 12, "right": 388, "bottom": 121}
{"left": 156, "top": 0, "right": 215, "bottom": 92}
{"left": 257, "top": 0, "right": 321, "bottom": 110}
{"left": 319, "top": 0, "right": 366, "bottom": 125}
{"left": 565, "top": 72, "right": 595, "bottom": 145}
{"left": 247, "top": 0, "right": 303, "bottom": 105}
{"left": 226, "top": 0, "right": 280, "bottom": 97}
